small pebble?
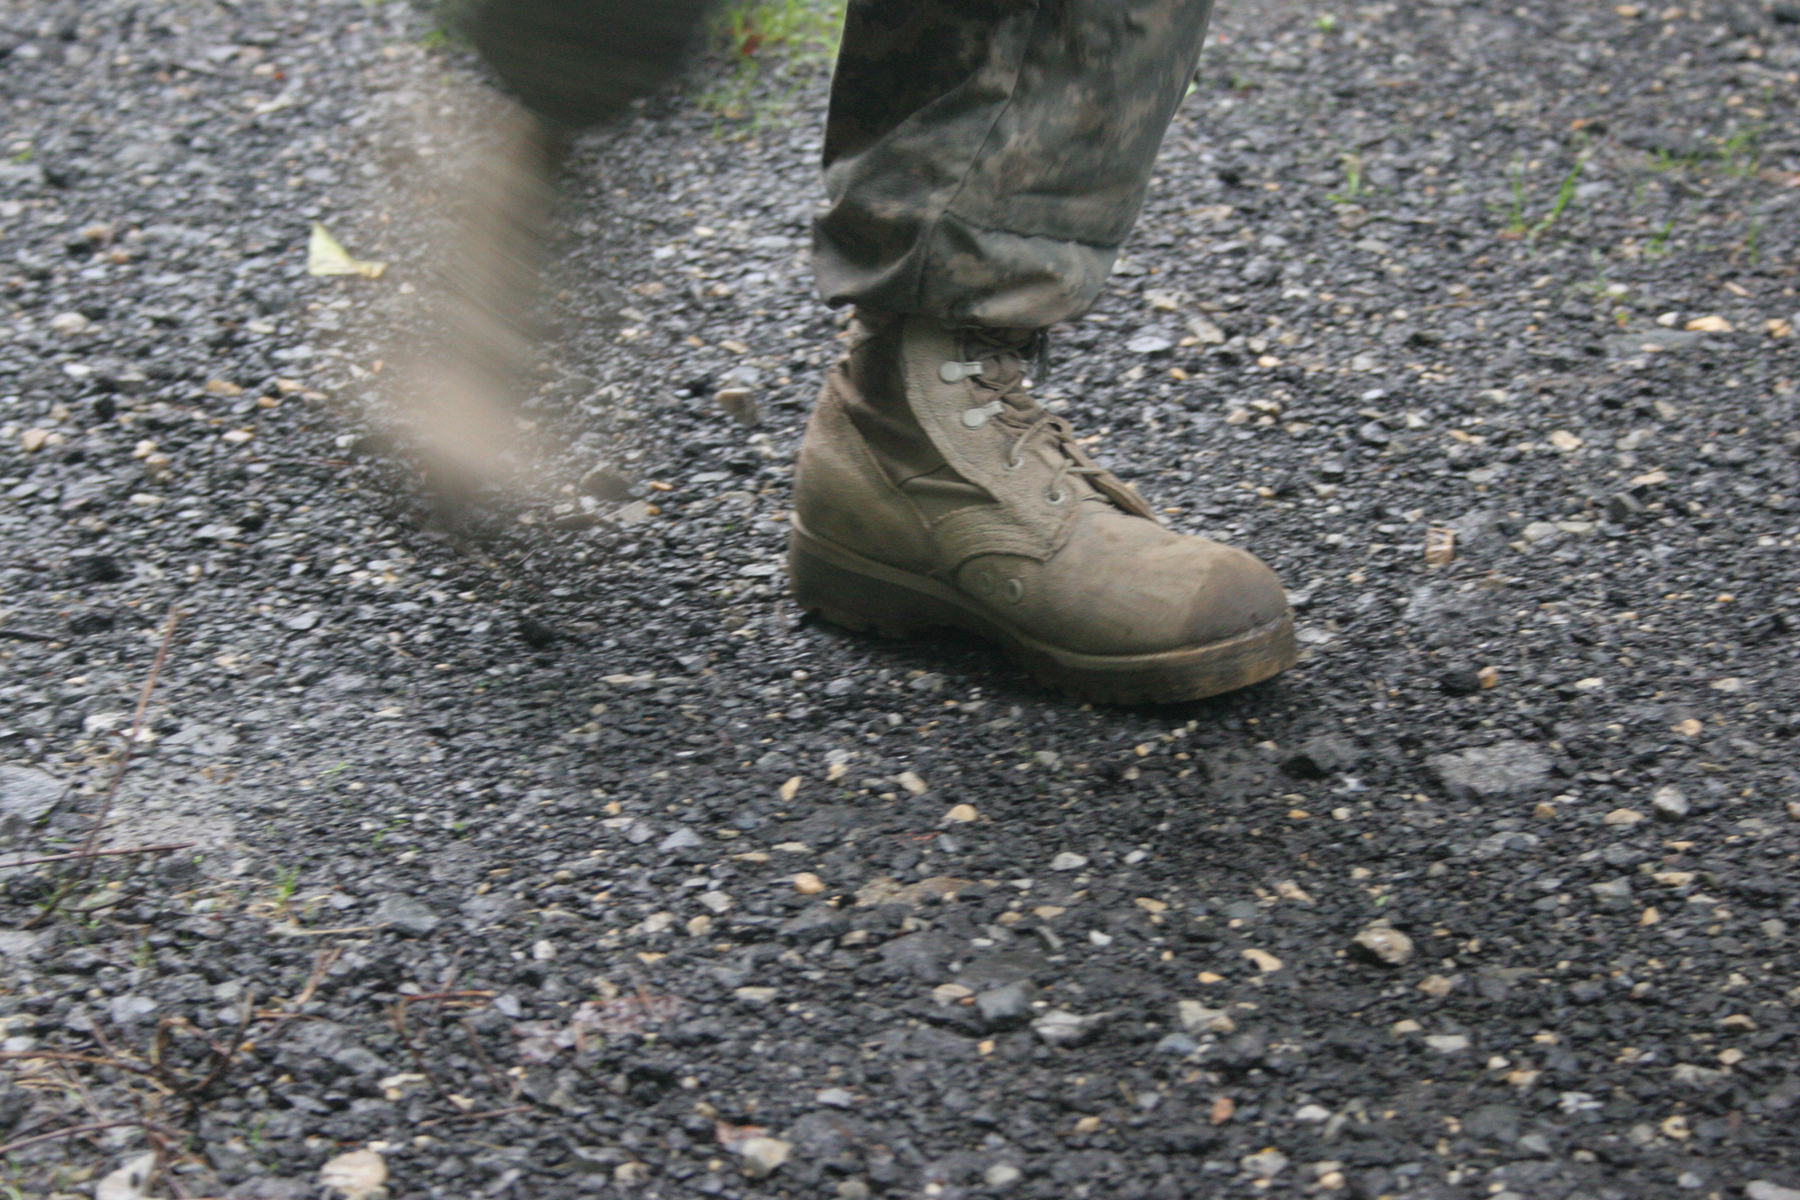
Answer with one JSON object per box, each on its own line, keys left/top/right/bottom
{"left": 1031, "top": 1009, "right": 1109, "bottom": 1046}
{"left": 975, "top": 980, "right": 1037, "bottom": 1029}
{"left": 1240, "top": 1149, "right": 1288, "bottom": 1180}
{"left": 1177, "top": 1000, "right": 1234, "bottom": 1033}
{"left": 1651, "top": 785, "right": 1689, "bottom": 818}
{"left": 944, "top": 803, "right": 977, "bottom": 823}
{"left": 793, "top": 872, "right": 825, "bottom": 895}
{"left": 1351, "top": 923, "right": 1415, "bottom": 966}
{"left": 1603, "top": 808, "right": 1645, "bottom": 826}
{"left": 1241, "top": 948, "right": 1283, "bottom": 973}
{"left": 984, "top": 1163, "right": 1023, "bottom": 1190}
{"left": 1417, "top": 974, "right": 1454, "bottom": 998}
{"left": 715, "top": 387, "right": 760, "bottom": 425}
{"left": 1051, "top": 851, "right": 1088, "bottom": 871}
{"left": 735, "top": 1136, "right": 791, "bottom": 1178}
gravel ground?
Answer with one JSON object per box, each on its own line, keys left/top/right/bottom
{"left": 4, "top": 1, "right": 1800, "bottom": 1198}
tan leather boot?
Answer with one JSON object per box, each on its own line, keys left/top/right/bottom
{"left": 789, "top": 311, "right": 1296, "bottom": 704}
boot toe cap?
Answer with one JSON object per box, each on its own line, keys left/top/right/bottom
{"left": 1178, "top": 544, "right": 1289, "bottom": 647}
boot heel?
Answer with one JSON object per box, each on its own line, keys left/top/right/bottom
{"left": 788, "top": 533, "right": 966, "bottom": 639}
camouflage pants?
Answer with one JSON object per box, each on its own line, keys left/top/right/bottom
{"left": 812, "top": 0, "right": 1216, "bottom": 329}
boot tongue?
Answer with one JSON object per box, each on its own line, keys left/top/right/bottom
{"left": 963, "top": 331, "right": 1138, "bottom": 515}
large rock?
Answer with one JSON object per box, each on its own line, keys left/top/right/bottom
{"left": 1427, "top": 741, "right": 1553, "bottom": 801}
{"left": 374, "top": 894, "right": 440, "bottom": 935}
{"left": 0, "top": 766, "right": 64, "bottom": 832}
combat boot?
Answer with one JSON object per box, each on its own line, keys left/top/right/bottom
{"left": 789, "top": 311, "right": 1296, "bottom": 704}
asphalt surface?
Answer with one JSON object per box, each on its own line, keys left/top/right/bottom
{"left": 4, "top": 1, "right": 1800, "bottom": 1198}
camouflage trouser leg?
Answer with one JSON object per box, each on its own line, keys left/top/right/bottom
{"left": 811, "top": 0, "right": 1216, "bottom": 330}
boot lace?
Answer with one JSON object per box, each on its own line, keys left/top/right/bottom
{"left": 960, "top": 329, "right": 1106, "bottom": 506}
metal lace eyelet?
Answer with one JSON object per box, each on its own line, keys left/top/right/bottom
{"left": 1045, "top": 488, "right": 1068, "bottom": 505}
{"left": 1003, "top": 578, "right": 1025, "bottom": 603}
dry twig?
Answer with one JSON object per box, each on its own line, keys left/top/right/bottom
{"left": 0, "top": 842, "right": 193, "bottom": 870}
{"left": 25, "top": 609, "right": 180, "bottom": 931}
{"left": 0, "top": 1118, "right": 182, "bottom": 1156}
{"left": 417, "top": 1104, "right": 532, "bottom": 1129}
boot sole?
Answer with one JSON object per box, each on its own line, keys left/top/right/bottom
{"left": 788, "top": 522, "right": 1297, "bottom": 706}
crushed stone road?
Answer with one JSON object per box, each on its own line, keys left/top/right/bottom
{"left": 4, "top": 1, "right": 1800, "bottom": 1198}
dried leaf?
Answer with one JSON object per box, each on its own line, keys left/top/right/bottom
{"left": 1241, "top": 948, "right": 1284, "bottom": 973}
{"left": 96, "top": 1153, "right": 157, "bottom": 1200}
{"left": 320, "top": 1149, "right": 388, "bottom": 1200}
{"left": 715, "top": 1120, "right": 769, "bottom": 1148}
{"left": 307, "top": 222, "right": 387, "bottom": 279}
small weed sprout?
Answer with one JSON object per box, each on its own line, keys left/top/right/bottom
{"left": 1327, "top": 153, "right": 1364, "bottom": 203}
{"left": 1645, "top": 216, "right": 1676, "bottom": 258}
{"left": 1531, "top": 157, "right": 1586, "bottom": 240}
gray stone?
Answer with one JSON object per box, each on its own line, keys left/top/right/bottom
{"left": 0, "top": 765, "right": 64, "bottom": 829}
{"left": 1747, "top": 1185, "right": 1800, "bottom": 1200}
{"left": 1652, "top": 785, "right": 1690, "bottom": 819}
{"left": 374, "top": 894, "right": 440, "bottom": 935}
{"left": 1589, "top": 878, "right": 1634, "bottom": 911}
{"left": 108, "top": 995, "right": 157, "bottom": 1024}
{"left": 1153, "top": 1032, "right": 1198, "bottom": 1055}
{"left": 878, "top": 930, "right": 959, "bottom": 981}
{"left": 612, "top": 499, "right": 654, "bottom": 528}
{"left": 974, "top": 980, "right": 1037, "bottom": 1029}
{"left": 1474, "top": 831, "right": 1541, "bottom": 859}
{"left": 280, "top": 1020, "right": 387, "bottom": 1077}
{"left": 1281, "top": 735, "right": 1359, "bottom": 778}
{"left": 224, "top": 1178, "right": 315, "bottom": 1200}
{"left": 1031, "top": 1009, "right": 1109, "bottom": 1046}
{"left": 777, "top": 902, "right": 850, "bottom": 943}
{"left": 1607, "top": 493, "right": 1646, "bottom": 523}
{"left": 735, "top": 1136, "right": 790, "bottom": 1178}
{"left": 985, "top": 1163, "right": 1023, "bottom": 1190}
{"left": 0, "top": 931, "right": 50, "bottom": 960}
{"left": 578, "top": 463, "right": 633, "bottom": 501}
{"left": 1463, "top": 1103, "right": 1520, "bottom": 1144}
{"left": 657, "top": 827, "right": 702, "bottom": 852}
{"left": 1427, "top": 741, "right": 1553, "bottom": 801}
{"left": 460, "top": 893, "right": 522, "bottom": 927}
